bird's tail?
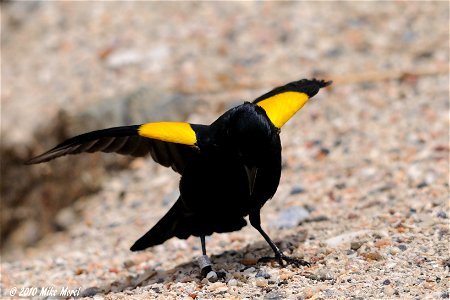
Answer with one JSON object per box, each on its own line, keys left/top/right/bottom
{"left": 130, "top": 197, "right": 186, "bottom": 251}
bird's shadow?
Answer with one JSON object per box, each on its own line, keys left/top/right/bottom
{"left": 84, "top": 231, "right": 309, "bottom": 297}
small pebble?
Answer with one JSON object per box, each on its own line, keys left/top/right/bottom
{"left": 233, "top": 272, "right": 243, "bottom": 279}
{"left": 241, "top": 258, "right": 258, "bottom": 266}
{"left": 206, "top": 271, "right": 218, "bottom": 282}
{"left": 80, "top": 287, "right": 101, "bottom": 297}
{"left": 270, "top": 206, "right": 310, "bottom": 229}
{"left": 390, "top": 247, "right": 400, "bottom": 255}
{"left": 74, "top": 268, "right": 85, "bottom": 275}
{"left": 398, "top": 244, "right": 408, "bottom": 251}
{"left": 180, "top": 276, "right": 193, "bottom": 283}
{"left": 227, "top": 279, "right": 238, "bottom": 286}
{"left": 383, "top": 279, "right": 391, "bottom": 285}
{"left": 278, "top": 280, "right": 288, "bottom": 286}
{"left": 335, "top": 183, "right": 346, "bottom": 189}
{"left": 423, "top": 282, "right": 434, "bottom": 289}
{"left": 306, "top": 269, "right": 334, "bottom": 281}
{"left": 256, "top": 270, "right": 271, "bottom": 279}
{"left": 416, "top": 181, "right": 428, "bottom": 189}
{"left": 207, "top": 282, "right": 226, "bottom": 291}
{"left": 316, "top": 147, "right": 330, "bottom": 159}
{"left": 307, "top": 215, "right": 329, "bottom": 222}
{"left": 264, "top": 290, "right": 285, "bottom": 300}
{"left": 255, "top": 277, "right": 268, "bottom": 287}
{"left": 325, "top": 229, "right": 370, "bottom": 247}
{"left": 437, "top": 211, "right": 448, "bottom": 219}
{"left": 361, "top": 251, "right": 383, "bottom": 261}
{"left": 55, "top": 257, "right": 66, "bottom": 266}
{"left": 279, "top": 273, "right": 293, "bottom": 280}
{"left": 350, "top": 241, "right": 364, "bottom": 250}
{"left": 383, "top": 286, "right": 395, "bottom": 296}
{"left": 374, "top": 239, "right": 391, "bottom": 248}
{"left": 346, "top": 249, "right": 356, "bottom": 255}
{"left": 290, "top": 185, "right": 306, "bottom": 195}
{"left": 322, "top": 289, "right": 334, "bottom": 297}
{"left": 243, "top": 267, "right": 256, "bottom": 274}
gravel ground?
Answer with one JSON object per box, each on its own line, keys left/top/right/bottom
{"left": 1, "top": 2, "right": 449, "bottom": 299}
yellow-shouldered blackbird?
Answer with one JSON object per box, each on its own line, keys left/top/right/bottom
{"left": 26, "top": 79, "right": 331, "bottom": 274}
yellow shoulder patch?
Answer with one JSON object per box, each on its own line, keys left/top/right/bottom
{"left": 138, "top": 122, "right": 197, "bottom": 145}
{"left": 256, "top": 91, "right": 310, "bottom": 128}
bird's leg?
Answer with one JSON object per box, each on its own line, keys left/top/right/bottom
{"left": 197, "top": 236, "right": 213, "bottom": 276}
{"left": 249, "top": 212, "right": 310, "bottom": 267}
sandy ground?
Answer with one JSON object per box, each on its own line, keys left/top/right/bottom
{"left": 1, "top": 2, "right": 449, "bottom": 299}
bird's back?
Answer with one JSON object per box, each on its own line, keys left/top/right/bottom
{"left": 177, "top": 103, "right": 282, "bottom": 235}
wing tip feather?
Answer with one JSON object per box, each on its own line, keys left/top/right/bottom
{"left": 289, "top": 78, "right": 332, "bottom": 98}
{"left": 253, "top": 78, "right": 332, "bottom": 104}
{"left": 24, "top": 150, "right": 58, "bottom": 165}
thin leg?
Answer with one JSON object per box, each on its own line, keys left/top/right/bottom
{"left": 249, "top": 212, "right": 310, "bottom": 267}
{"left": 198, "top": 236, "right": 212, "bottom": 276}
{"left": 201, "top": 236, "right": 207, "bottom": 255}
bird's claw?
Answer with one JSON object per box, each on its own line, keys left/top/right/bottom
{"left": 258, "top": 254, "right": 310, "bottom": 267}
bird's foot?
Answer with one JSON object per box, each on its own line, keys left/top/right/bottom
{"left": 258, "top": 254, "right": 310, "bottom": 268}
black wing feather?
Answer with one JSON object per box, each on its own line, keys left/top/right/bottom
{"left": 152, "top": 140, "right": 172, "bottom": 167}
{"left": 253, "top": 78, "right": 332, "bottom": 104}
{"left": 25, "top": 125, "right": 200, "bottom": 174}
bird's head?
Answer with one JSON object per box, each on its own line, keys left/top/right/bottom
{"left": 226, "top": 103, "right": 279, "bottom": 164}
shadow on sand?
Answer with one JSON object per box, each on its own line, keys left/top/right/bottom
{"left": 81, "top": 231, "right": 309, "bottom": 297}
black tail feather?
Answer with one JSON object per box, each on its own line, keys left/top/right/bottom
{"left": 130, "top": 198, "right": 185, "bottom": 251}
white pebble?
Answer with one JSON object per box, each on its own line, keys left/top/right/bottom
{"left": 208, "top": 282, "right": 226, "bottom": 291}
{"left": 206, "top": 271, "right": 218, "bottom": 282}
{"left": 228, "top": 279, "right": 238, "bottom": 286}
{"left": 243, "top": 267, "right": 256, "bottom": 274}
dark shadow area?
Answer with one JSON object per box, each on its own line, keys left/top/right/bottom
{"left": 1, "top": 88, "right": 206, "bottom": 256}
{"left": 80, "top": 231, "right": 311, "bottom": 297}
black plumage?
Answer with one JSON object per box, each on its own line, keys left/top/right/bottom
{"left": 26, "top": 79, "right": 331, "bottom": 272}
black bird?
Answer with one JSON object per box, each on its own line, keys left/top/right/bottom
{"left": 26, "top": 79, "right": 331, "bottom": 274}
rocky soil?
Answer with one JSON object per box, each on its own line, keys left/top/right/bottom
{"left": 1, "top": 2, "right": 448, "bottom": 299}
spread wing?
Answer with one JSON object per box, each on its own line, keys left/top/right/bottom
{"left": 253, "top": 79, "right": 332, "bottom": 128}
{"left": 25, "top": 122, "right": 208, "bottom": 174}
